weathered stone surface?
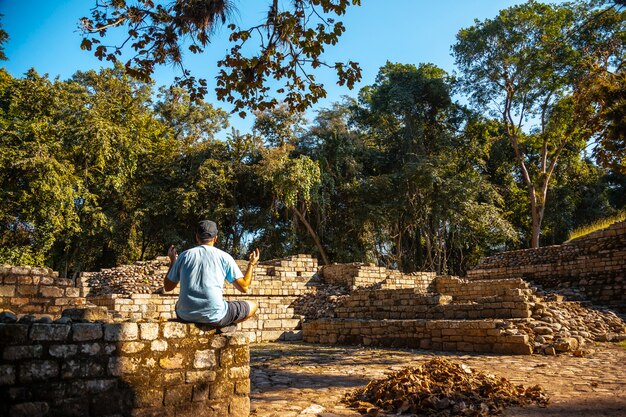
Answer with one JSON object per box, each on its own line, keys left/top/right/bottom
{"left": 49, "top": 344, "right": 78, "bottom": 358}
{"left": 163, "top": 385, "right": 193, "bottom": 406}
{"left": 29, "top": 324, "right": 70, "bottom": 341}
{"left": 151, "top": 339, "right": 168, "bottom": 352}
{"left": 9, "top": 402, "right": 49, "bottom": 417}
{"left": 0, "top": 364, "right": 16, "bottom": 385}
{"left": 139, "top": 322, "right": 159, "bottom": 340}
{"left": 160, "top": 353, "right": 185, "bottom": 370}
{"left": 194, "top": 349, "right": 217, "bottom": 369}
{"left": 62, "top": 307, "right": 112, "bottom": 323}
{"left": 162, "top": 322, "right": 187, "bottom": 339}
{"left": 186, "top": 370, "right": 217, "bottom": 384}
{"left": 0, "top": 323, "right": 29, "bottom": 344}
{"left": 18, "top": 360, "right": 59, "bottom": 382}
{"left": 120, "top": 341, "right": 146, "bottom": 354}
{"left": 2, "top": 345, "right": 43, "bottom": 360}
{"left": 72, "top": 323, "right": 103, "bottom": 341}
{"left": 104, "top": 323, "right": 138, "bottom": 341}
{"left": 554, "top": 337, "right": 579, "bottom": 352}
{"left": 0, "top": 311, "right": 17, "bottom": 323}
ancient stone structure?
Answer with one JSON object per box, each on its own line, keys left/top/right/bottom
{"left": 301, "top": 270, "right": 625, "bottom": 354}
{"left": 468, "top": 221, "right": 626, "bottom": 312}
{"left": 0, "top": 318, "right": 249, "bottom": 417}
{"left": 302, "top": 270, "right": 537, "bottom": 354}
{"left": 80, "top": 255, "right": 319, "bottom": 342}
{"left": 0, "top": 266, "right": 87, "bottom": 317}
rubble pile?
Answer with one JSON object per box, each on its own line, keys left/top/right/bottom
{"left": 83, "top": 257, "right": 170, "bottom": 296}
{"left": 344, "top": 358, "right": 548, "bottom": 416}
{"left": 293, "top": 284, "right": 350, "bottom": 318}
{"left": 507, "top": 300, "right": 626, "bottom": 355}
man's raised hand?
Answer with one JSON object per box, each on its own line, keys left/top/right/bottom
{"left": 168, "top": 245, "right": 178, "bottom": 264}
{"left": 249, "top": 248, "right": 260, "bottom": 266}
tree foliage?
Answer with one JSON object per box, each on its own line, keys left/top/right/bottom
{"left": 452, "top": 0, "right": 625, "bottom": 247}
{"left": 80, "top": 0, "right": 362, "bottom": 115}
{"left": 1, "top": 0, "right": 624, "bottom": 275}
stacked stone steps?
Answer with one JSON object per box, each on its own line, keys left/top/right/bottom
{"left": 321, "top": 263, "right": 437, "bottom": 292}
{"left": 334, "top": 288, "right": 535, "bottom": 320}
{"left": 301, "top": 318, "right": 531, "bottom": 354}
{"left": 302, "top": 271, "right": 543, "bottom": 354}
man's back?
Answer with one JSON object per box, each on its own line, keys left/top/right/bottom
{"left": 167, "top": 245, "right": 242, "bottom": 323}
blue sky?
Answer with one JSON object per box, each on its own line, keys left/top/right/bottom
{"left": 1, "top": 0, "right": 534, "bottom": 135}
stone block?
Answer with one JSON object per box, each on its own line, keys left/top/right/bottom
{"left": 61, "top": 359, "right": 104, "bottom": 379}
{"left": 159, "top": 353, "right": 185, "bottom": 369}
{"left": 139, "top": 322, "right": 159, "bottom": 340}
{"left": 161, "top": 371, "right": 185, "bottom": 386}
{"left": 151, "top": 339, "right": 168, "bottom": 352}
{"left": 120, "top": 341, "right": 146, "bottom": 354}
{"left": 186, "top": 370, "right": 217, "bottom": 383}
{"left": 17, "top": 285, "right": 38, "bottom": 295}
{"left": 9, "top": 402, "right": 50, "bottom": 417}
{"left": 163, "top": 384, "right": 193, "bottom": 406}
{"left": 194, "top": 349, "right": 216, "bottom": 369}
{"left": 229, "top": 396, "right": 250, "bottom": 416}
{"left": 0, "top": 364, "right": 16, "bottom": 385}
{"left": 108, "top": 356, "right": 140, "bottom": 376}
{"left": 227, "top": 333, "right": 248, "bottom": 346}
{"left": 30, "top": 324, "right": 70, "bottom": 341}
{"left": 192, "top": 383, "right": 210, "bottom": 402}
{"left": 135, "top": 388, "right": 164, "bottom": 408}
{"left": 19, "top": 360, "right": 59, "bottom": 382}
{"left": 228, "top": 365, "right": 250, "bottom": 379}
{"left": 49, "top": 344, "right": 78, "bottom": 358}
{"left": 162, "top": 322, "right": 187, "bottom": 338}
{"left": 65, "top": 287, "right": 81, "bottom": 298}
{"left": 71, "top": 323, "right": 103, "bottom": 341}
{"left": 2, "top": 345, "right": 43, "bottom": 360}
{"left": 84, "top": 378, "right": 117, "bottom": 394}
{"left": 79, "top": 342, "right": 102, "bottom": 356}
{"left": 39, "top": 286, "right": 64, "bottom": 298}
{"left": 210, "top": 379, "right": 235, "bottom": 399}
{"left": 52, "top": 397, "right": 90, "bottom": 417}
{"left": 0, "top": 285, "right": 15, "bottom": 297}
{"left": 104, "top": 323, "right": 138, "bottom": 341}
{"left": 235, "top": 379, "right": 250, "bottom": 395}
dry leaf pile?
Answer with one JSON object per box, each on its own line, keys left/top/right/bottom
{"left": 344, "top": 358, "right": 548, "bottom": 416}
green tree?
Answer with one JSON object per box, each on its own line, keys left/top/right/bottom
{"left": 0, "top": 15, "right": 8, "bottom": 61}
{"left": 0, "top": 69, "right": 80, "bottom": 266}
{"left": 354, "top": 62, "right": 515, "bottom": 273}
{"left": 453, "top": 0, "right": 625, "bottom": 247}
{"left": 80, "top": 0, "right": 362, "bottom": 115}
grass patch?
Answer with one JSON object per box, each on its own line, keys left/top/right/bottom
{"left": 568, "top": 211, "right": 626, "bottom": 241}
{"left": 619, "top": 340, "right": 626, "bottom": 350}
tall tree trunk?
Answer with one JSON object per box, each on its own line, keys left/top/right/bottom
{"left": 291, "top": 207, "right": 330, "bottom": 265}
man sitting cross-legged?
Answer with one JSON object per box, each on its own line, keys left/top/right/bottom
{"left": 164, "top": 220, "right": 259, "bottom": 331}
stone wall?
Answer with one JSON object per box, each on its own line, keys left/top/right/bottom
{"left": 467, "top": 221, "right": 626, "bottom": 312}
{"left": 302, "top": 318, "right": 532, "bottom": 355}
{"left": 80, "top": 255, "right": 320, "bottom": 342}
{"left": 321, "top": 263, "right": 436, "bottom": 292}
{"left": 0, "top": 320, "right": 249, "bottom": 417}
{"left": 333, "top": 284, "right": 534, "bottom": 320}
{"left": 0, "top": 265, "right": 87, "bottom": 318}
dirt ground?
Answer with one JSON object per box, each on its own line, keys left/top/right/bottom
{"left": 249, "top": 341, "right": 626, "bottom": 417}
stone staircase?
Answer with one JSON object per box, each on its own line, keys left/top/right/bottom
{"left": 302, "top": 267, "right": 538, "bottom": 354}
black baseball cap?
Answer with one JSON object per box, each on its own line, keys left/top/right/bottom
{"left": 196, "top": 220, "right": 218, "bottom": 240}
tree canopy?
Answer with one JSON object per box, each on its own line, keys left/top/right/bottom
{"left": 0, "top": 0, "right": 624, "bottom": 275}
{"left": 452, "top": 0, "right": 625, "bottom": 247}
{"left": 80, "top": 0, "right": 362, "bottom": 115}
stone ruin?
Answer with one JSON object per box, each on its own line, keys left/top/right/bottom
{"left": 1, "top": 221, "right": 625, "bottom": 416}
